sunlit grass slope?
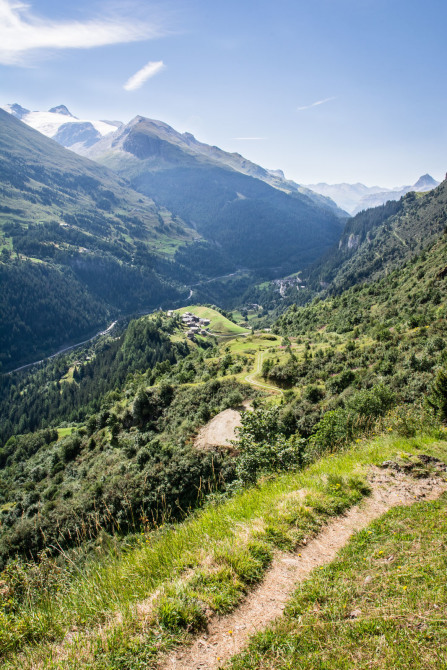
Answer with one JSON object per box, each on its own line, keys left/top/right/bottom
{"left": 2, "top": 432, "right": 447, "bottom": 669}
{"left": 229, "top": 491, "right": 447, "bottom": 670}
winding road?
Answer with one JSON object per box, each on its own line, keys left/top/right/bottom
{"left": 8, "top": 320, "right": 118, "bottom": 375}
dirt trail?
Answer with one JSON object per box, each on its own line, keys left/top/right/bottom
{"left": 244, "top": 351, "right": 282, "bottom": 394}
{"left": 159, "top": 469, "right": 447, "bottom": 670}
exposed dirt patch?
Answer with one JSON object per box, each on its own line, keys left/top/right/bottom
{"left": 158, "top": 467, "right": 447, "bottom": 670}
{"left": 194, "top": 409, "right": 242, "bottom": 450}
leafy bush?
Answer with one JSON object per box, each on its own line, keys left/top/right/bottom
{"left": 307, "top": 409, "right": 355, "bottom": 459}
{"left": 345, "top": 383, "right": 395, "bottom": 417}
{"left": 426, "top": 368, "right": 447, "bottom": 422}
{"left": 234, "top": 408, "right": 305, "bottom": 484}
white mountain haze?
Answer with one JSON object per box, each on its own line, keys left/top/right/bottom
{"left": 306, "top": 174, "right": 440, "bottom": 214}
{"left": 2, "top": 103, "right": 346, "bottom": 218}
{"left": 2, "top": 103, "right": 121, "bottom": 151}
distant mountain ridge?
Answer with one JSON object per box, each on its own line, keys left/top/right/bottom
{"left": 2, "top": 103, "right": 346, "bottom": 218}
{"left": 306, "top": 175, "right": 440, "bottom": 214}
{"left": 81, "top": 114, "right": 345, "bottom": 275}
{"left": 305, "top": 177, "right": 447, "bottom": 293}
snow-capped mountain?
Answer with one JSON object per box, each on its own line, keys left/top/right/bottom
{"left": 2, "top": 103, "right": 121, "bottom": 151}
{"left": 305, "top": 175, "right": 440, "bottom": 214}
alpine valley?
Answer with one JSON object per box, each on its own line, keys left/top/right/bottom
{"left": 0, "top": 105, "right": 346, "bottom": 370}
{"left": 1, "top": 103, "right": 447, "bottom": 670}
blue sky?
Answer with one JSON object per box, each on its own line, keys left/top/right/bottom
{"left": 1, "top": 0, "right": 446, "bottom": 186}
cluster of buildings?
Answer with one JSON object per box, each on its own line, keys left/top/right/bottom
{"left": 167, "top": 310, "right": 211, "bottom": 339}
{"left": 273, "top": 275, "right": 305, "bottom": 297}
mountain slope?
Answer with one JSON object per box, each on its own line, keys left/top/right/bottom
{"left": 305, "top": 177, "right": 447, "bottom": 293}
{"left": 0, "top": 110, "right": 201, "bottom": 370}
{"left": 276, "top": 222, "right": 447, "bottom": 339}
{"left": 3, "top": 104, "right": 346, "bottom": 218}
{"left": 83, "top": 116, "right": 346, "bottom": 274}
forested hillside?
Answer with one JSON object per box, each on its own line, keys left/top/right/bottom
{"left": 2, "top": 222, "right": 447, "bottom": 567}
{"left": 235, "top": 178, "right": 446, "bottom": 318}
{"left": 306, "top": 178, "right": 447, "bottom": 292}
{"left": 0, "top": 309, "right": 254, "bottom": 563}
{"left": 1, "top": 208, "right": 447, "bottom": 669}
{"left": 0, "top": 111, "right": 202, "bottom": 369}
{"left": 87, "top": 117, "right": 345, "bottom": 275}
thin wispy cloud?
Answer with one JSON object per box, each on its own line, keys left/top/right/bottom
{"left": 0, "top": 0, "right": 164, "bottom": 65}
{"left": 232, "top": 137, "right": 266, "bottom": 141}
{"left": 297, "top": 96, "right": 336, "bottom": 111}
{"left": 124, "top": 60, "right": 166, "bottom": 91}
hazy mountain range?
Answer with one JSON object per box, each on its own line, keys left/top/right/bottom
{"left": 305, "top": 174, "right": 440, "bottom": 214}
{"left": 8, "top": 103, "right": 439, "bottom": 220}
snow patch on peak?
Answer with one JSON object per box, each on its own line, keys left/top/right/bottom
{"left": 1, "top": 103, "right": 120, "bottom": 151}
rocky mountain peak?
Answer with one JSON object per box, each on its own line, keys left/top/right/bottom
{"left": 48, "top": 105, "right": 75, "bottom": 117}
{"left": 413, "top": 174, "right": 438, "bottom": 190}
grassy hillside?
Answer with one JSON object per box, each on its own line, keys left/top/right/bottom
{"left": 1, "top": 431, "right": 445, "bottom": 668}
{"left": 177, "top": 305, "right": 249, "bottom": 335}
{"left": 229, "top": 491, "right": 447, "bottom": 670}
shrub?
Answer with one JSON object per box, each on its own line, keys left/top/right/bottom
{"left": 307, "top": 409, "right": 355, "bottom": 459}
{"left": 61, "top": 435, "right": 82, "bottom": 463}
{"left": 345, "top": 383, "right": 395, "bottom": 418}
{"left": 234, "top": 408, "right": 305, "bottom": 484}
{"left": 426, "top": 368, "right": 447, "bottom": 422}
